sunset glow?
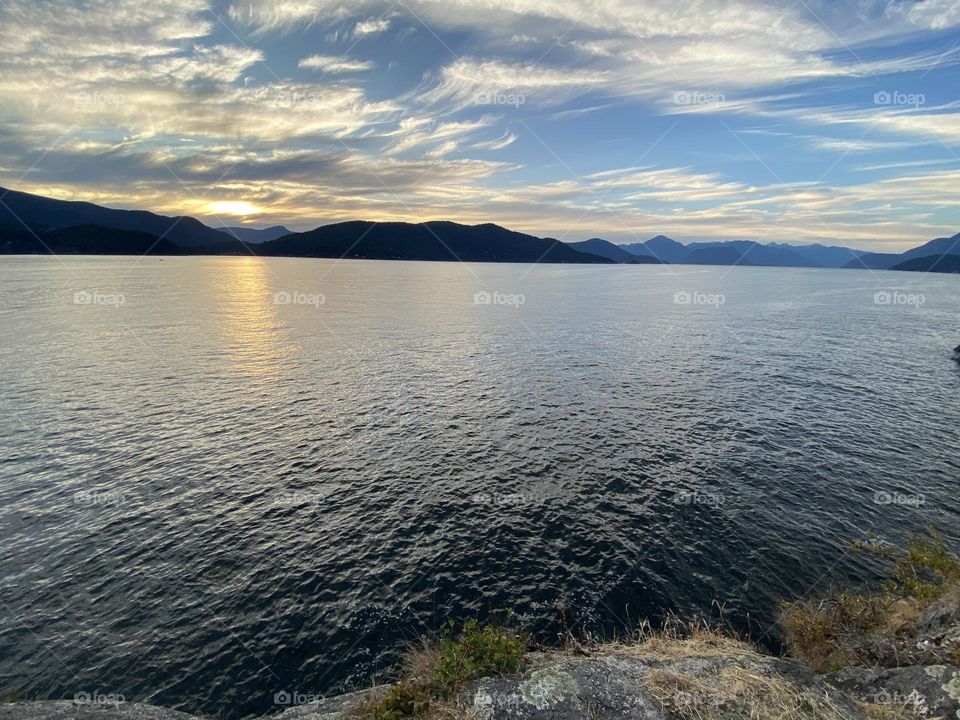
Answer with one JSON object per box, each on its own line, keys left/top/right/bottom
{"left": 207, "top": 201, "right": 263, "bottom": 217}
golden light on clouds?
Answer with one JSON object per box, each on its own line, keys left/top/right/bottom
{"left": 207, "top": 201, "right": 263, "bottom": 216}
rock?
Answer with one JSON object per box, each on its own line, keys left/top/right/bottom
{"left": 917, "top": 589, "right": 960, "bottom": 635}
{"left": 462, "top": 655, "right": 666, "bottom": 719}
{"left": 829, "top": 665, "right": 960, "bottom": 718}
{"left": 278, "top": 689, "right": 374, "bottom": 720}
{"left": 0, "top": 702, "right": 197, "bottom": 720}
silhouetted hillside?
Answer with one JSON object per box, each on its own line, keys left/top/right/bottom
{"left": 0, "top": 224, "right": 183, "bottom": 255}
{"left": 254, "top": 221, "right": 613, "bottom": 263}
{"left": 891, "top": 254, "right": 960, "bottom": 273}
{"left": 0, "top": 188, "right": 231, "bottom": 247}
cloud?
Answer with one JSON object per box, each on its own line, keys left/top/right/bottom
{"left": 417, "top": 59, "right": 607, "bottom": 109}
{"left": 0, "top": 0, "right": 214, "bottom": 56}
{"left": 299, "top": 54, "right": 375, "bottom": 73}
{"left": 387, "top": 117, "right": 491, "bottom": 154}
{"left": 891, "top": 0, "right": 960, "bottom": 30}
{"left": 353, "top": 18, "right": 390, "bottom": 36}
{"left": 470, "top": 131, "right": 518, "bottom": 151}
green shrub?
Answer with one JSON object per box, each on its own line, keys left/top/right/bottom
{"left": 363, "top": 620, "right": 526, "bottom": 719}
{"left": 430, "top": 619, "right": 527, "bottom": 698}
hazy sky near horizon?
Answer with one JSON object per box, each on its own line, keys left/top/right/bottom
{"left": 1, "top": 0, "right": 960, "bottom": 250}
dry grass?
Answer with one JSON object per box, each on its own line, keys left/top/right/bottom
{"left": 778, "top": 591, "right": 896, "bottom": 673}
{"left": 857, "top": 700, "right": 926, "bottom": 720}
{"left": 599, "top": 617, "right": 761, "bottom": 661}
{"left": 642, "top": 664, "right": 851, "bottom": 720}
{"left": 779, "top": 530, "right": 960, "bottom": 673}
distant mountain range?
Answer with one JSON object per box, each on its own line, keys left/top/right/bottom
{"left": 567, "top": 238, "right": 662, "bottom": 263}
{"left": 1, "top": 187, "right": 958, "bottom": 272}
{"left": 620, "top": 235, "right": 860, "bottom": 268}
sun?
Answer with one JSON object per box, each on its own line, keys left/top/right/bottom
{"left": 207, "top": 201, "right": 262, "bottom": 217}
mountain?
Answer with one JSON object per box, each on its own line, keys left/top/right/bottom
{"left": 0, "top": 187, "right": 231, "bottom": 247}
{"left": 0, "top": 223, "right": 183, "bottom": 255}
{"left": 684, "top": 246, "right": 751, "bottom": 265}
{"left": 621, "top": 235, "right": 688, "bottom": 263}
{"left": 621, "top": 236, "right": 821, "bottom": 267}
{"left": 891, "top": 254, "right": 960, "bottom": 273}
{"left": 567, "top": 238, "right": 662, "bottom": 263}
{"left": 844, "top": 232, "right": 960, "bottom": 269}
{"left": 768, "top": 242, "right": 864, "bottom": 268}
{"left": 684, "top": 240, "right": 816, "bottom": 267}
{"left": 843, "top": 252, "right": 903, "bottom": 269}
{"left": 216, "top": 225, "right": 292, "bottom": 243}
{"left": 899, "top": 232, "right": 960, "bottom": 261}
{"left": 249, "top": 221, "right": 614, "bottom": 263}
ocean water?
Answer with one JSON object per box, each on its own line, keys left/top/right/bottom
{"left": 1, "top": 255, "right": 958, "bottom": 717}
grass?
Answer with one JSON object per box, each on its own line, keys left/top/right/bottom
{"left": 361, "top": 619, "right": 527, "bottom": 720}
{"left": 617, "top": 620, "right": 857, "bottom": 720}
{"left": 598, "top": 615, "right": 762, "bottom": 661}
{"left": 779, "top": 529, "right": 960, "bottom": 673}
{"left": 642, "top": 664, "right": 851, "bottom": 720}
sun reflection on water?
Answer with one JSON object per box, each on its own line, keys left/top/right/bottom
{"left": 211, "top": 256, "right": 296, "bottom": 377}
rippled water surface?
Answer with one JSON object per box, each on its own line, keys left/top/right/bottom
{"left": 2, "top": 255, "right": 959, "bottom": 716}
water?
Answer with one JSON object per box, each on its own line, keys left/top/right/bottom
{"left": 1, "top": 255, "right": 958, "bottom": 717}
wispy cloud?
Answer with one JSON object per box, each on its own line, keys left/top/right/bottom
{"left": 299, "top": 54, "right": 375, "bottom": 73}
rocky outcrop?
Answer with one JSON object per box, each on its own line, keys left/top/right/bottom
{"left": 275, "top": 643, "right": 871, "bottom": 720}
{"left": 829, "top": 665, "right": 960, "bottom": 719}
{"left": 3, "top": 639, "right": 956, "bottom": 720}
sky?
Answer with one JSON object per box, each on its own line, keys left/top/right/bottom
{"left": 1, "top": 0, "right": 960, "bottom": 251}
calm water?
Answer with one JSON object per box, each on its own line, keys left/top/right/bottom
{"left": 1, "top": 255, "right": 959, "bottom": 716}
